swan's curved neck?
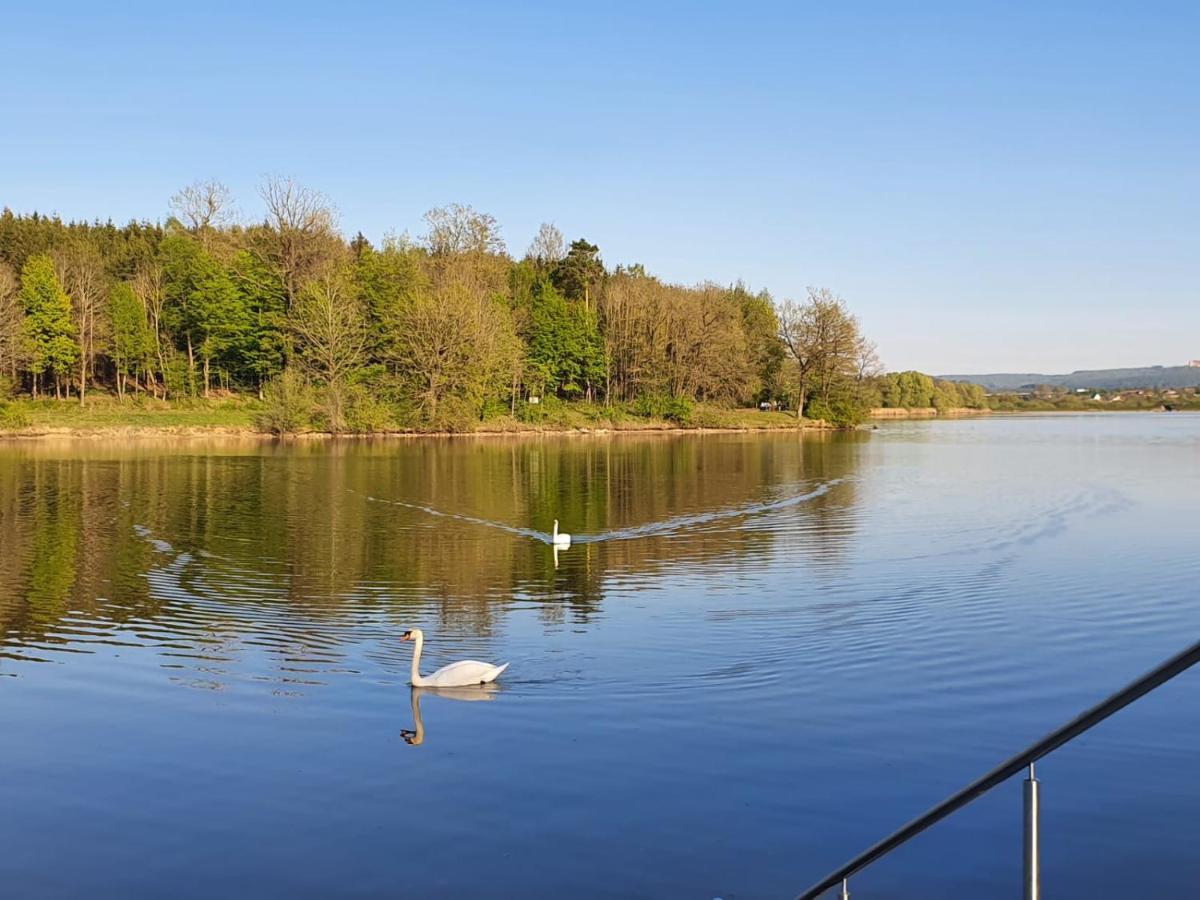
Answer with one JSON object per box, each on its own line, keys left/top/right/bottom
{"left": 410, "top": 632, "right": 425, "bottom": 687}
{"left": 408, "top": 688, "right": 425, "bottom": 744}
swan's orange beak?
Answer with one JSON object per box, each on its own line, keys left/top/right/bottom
{"left": 401, "top": 631, "right": 413, "bottom": 642}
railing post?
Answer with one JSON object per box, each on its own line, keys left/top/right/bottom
{"left": 840, "top": 878, "right": 849, "bottom": 900}
{"left": 796, "top": 638, "right": 1200, "bottom": 900}
{"left": 1023, "top": 762, "right": 1040, "bottom": 900}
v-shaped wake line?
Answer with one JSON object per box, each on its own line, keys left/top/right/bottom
{"left": 357, "top": 478, "right": 846, "bottom": 545}
{"left": 571, "top": 478, "right": 844, "bottom": 543}
{"left": 358, "top": 492, "right": 547, "bottom": 540}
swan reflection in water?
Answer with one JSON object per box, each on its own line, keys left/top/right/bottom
{"left": 401, "top": 684, "right": 500, "bottom": 746}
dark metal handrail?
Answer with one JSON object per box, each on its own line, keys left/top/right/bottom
{"left": 797, "top": 636, "right": 1200, "bottom": 899}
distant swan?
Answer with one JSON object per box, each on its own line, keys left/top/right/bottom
{"left": 401, "top": 628, "right": 509, "bottom": 687}
{"left": 552, "top": 519, "right": 572, "bottom": 547}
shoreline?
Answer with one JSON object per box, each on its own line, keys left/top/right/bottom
{"left": 868, "top": 406, "right": 988, "bottom": 419}
{"left": 868, "top": 406, "right": 1191, "bottom": 419}
{"left": 0, "top": 420, "right": 831, "bottom": 441}
{"left": 2, "top": 406, "right": 1186, "bottom": 442}
{"left": 0, "top": 398, "right": 832, "bottom": 440}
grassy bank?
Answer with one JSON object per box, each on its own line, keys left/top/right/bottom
{"left": 0, "top": 395, "right": 811, "bottom": 437}
{"left": 0, "top": 396, "right": 259, "bottom": 433}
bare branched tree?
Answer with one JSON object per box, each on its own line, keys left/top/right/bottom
{"left": 258, "top": 175, "right": 341, "bottom": 309}
{"left": 261, "top": 176, "right": 336, "bottom": 235}
{"left": 132, "top": 258, "right": 168, "bottom": 397}
{"left": 596, "top": 274, "right": 758, "bottom": 405}
{"left": 423, "top": 204, "right": 506, "bottom": 257}
{"left": 856, "top": 338, "right": 882, "bottom": 382}
{"left": 170, "top": 180, "right": 237, "bottom": 233}
{"left": 527, "top": 222, "right": 565, "bottom": 266}
{"left": 0, "top": 262, "right": 23, "bottom": 380}
{"left": 54, "top": 242, "right": 108, "bottom": 405}
{"left": 292, "top": 265, "right": 367, "bottom": 432}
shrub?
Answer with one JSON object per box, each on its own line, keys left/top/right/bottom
{"left": 632, "top": 393, "right": 693, "bottom": 422}
{"left": 420, "top": 395, "right": 478, "bottom": 432}
{"left": 806, "top": 386, "right": 871, "bottom": 427}
{"left": 344, "top": 385, "right": 394, "bottom": 433}
{"left": 0, "top": 402, "right": 29, "bottom": 430}
{"left": 685, "top": 406, "right": 725, "bottom": 429}
{"left": 517, "top": 399, "right": 545, "bottom": 424}
{"left": 576, "top": 401, "right": 613, "bottom": 423}
{"left": 605, "top": 403, "right": 629, "bottom": 424}
{"left": 516, "top": 394, "right": 571, "bottom": 425}
{"left": 255, "top": 370, "right": 317, "bottom": 434}
{"left": 162, "top": 357, "right": 192, "bottom": 399}
{"left": 478, "top": 397, "right": 511, "bottom": 422}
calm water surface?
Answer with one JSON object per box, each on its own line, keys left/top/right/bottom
{"left": 1, "top": 414, "right": 1198, "bottom": 898}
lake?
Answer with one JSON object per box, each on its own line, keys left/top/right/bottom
{"left": 1, "top": 414, "right": 1198, "bottom": 898}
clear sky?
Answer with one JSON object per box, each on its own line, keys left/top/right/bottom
{"left": 1, "top": 2, "right": 1196, "bottom": 373}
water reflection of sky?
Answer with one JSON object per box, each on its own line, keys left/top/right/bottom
{"left": 1, "top": 417, "right": 1198, "bottom": 898}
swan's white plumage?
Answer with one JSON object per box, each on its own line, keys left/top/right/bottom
{"left": 418, "top": 659, "right": 509, "bottom": 687}
{"left": 403, "top": 629, "right": 508, "bottom": 687}
{"left": 552, "top": 519, "right": 571, "bottom": 546}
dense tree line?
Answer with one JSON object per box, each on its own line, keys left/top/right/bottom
{"left": 0, "top": 179, "right": 883, "bottom": 429}
{"left": 875, "top": 371, "right": 988, "bottom": 410}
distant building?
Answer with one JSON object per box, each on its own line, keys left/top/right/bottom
{"left": 1190, "top": 360, "right": 1200, "bottom": 368}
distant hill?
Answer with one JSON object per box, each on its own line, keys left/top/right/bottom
{"left": 940, "top": 365, "right": 1200, "bottom": 392}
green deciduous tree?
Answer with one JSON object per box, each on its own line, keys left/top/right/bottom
{"left": 878, "top": 371, "right": 935, "bottom": 408}
{"left": 230, "top": 249, "right": 288, "bottom": 394}
{"left": 108, "top": 281, "right": 155, "bottom": 398}
{"left": 162, "top": 231, "right": 252, "bottom": 395}
{"left": 736, "top": 284, "right": 784, "bottom": 401}
{"left": 777, "top": 288, "right": 869, "bottom": 422}
{"left": 19, "top": 255, "right": 78, "bottom": 398}
{"left": 392, "top": 254, "right": 520, "bottom": 426}
{"left": 356, "top": 241, "right": 427, "bottom": 371}
{"left": 525, "top": 281, "right": 604, "bottom": 399}
{"left": 876, "top": 372, "right": 988, "bottom": 412}
{"left": 958, "top": 381, "right": 987, "bottom": 408}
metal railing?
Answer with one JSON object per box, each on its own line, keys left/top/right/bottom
{"left": 797, "top": 636, "right": 1200, "bottom": 899}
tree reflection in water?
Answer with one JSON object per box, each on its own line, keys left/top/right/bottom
{"left": 0, "top": 432, "right": 863, "bottom": 684}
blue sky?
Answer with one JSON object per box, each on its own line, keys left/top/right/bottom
{"left": 1, "top": 2, "right": 1196, "bottom": 373}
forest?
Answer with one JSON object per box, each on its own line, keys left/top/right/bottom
{"left": 0, "top": 179, "right": 977, "bottom": 432}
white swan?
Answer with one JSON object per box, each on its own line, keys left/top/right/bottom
{"left": 552, "top": 519, "right": 572, "bottom": 547}
{"left": 401, "top": 628, "right": 508, "bottom": 687}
